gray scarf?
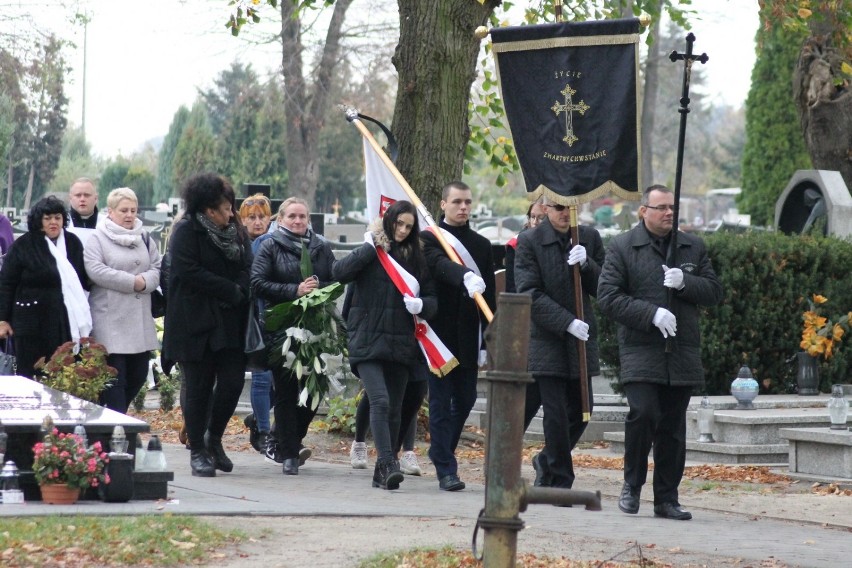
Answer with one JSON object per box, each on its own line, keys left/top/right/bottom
{"left": 195, "top": 212, "right": 242, "bottom": 261}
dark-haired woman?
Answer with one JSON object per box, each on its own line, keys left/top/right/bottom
{"left": 0, "top": 196, "right": 91, "bottom": 378}
{"left": 162, "top": 173, "right": 252, "bottom": 477}
{"left": 333, "top": 200, "right": 438, "bottom": 490}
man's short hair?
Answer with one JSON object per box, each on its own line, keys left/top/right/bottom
{"left": 70, "top": 177, "right": 97, "bottom": 192}
{"left": 641, "top": 184, "right": 672, "bottom": 206}
{"left": 441, "top": 181, "right": 470, "bottom": 201}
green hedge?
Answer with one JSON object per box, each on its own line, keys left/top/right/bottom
{"left": 595, "top": 230, "right": 852, "bottom": 395}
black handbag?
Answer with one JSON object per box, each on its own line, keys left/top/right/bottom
{"left": 0, "top": 337, "right": 16, "bottom": 376}
{"left": 150, "top": 288, "right": 166, "bottom": 319}
{"left": 244, "top": 299, "right": 267, "bottom": 371}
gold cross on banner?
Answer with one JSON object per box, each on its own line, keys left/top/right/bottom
{"left": 551, "top": 83, "right": 590, "bottom": 147}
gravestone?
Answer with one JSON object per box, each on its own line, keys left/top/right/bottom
{"left": 775, "top": 170, "right": 852, "bottom": 237}
{"left": 0, "top": 375, "right": 170, "bottom": 501}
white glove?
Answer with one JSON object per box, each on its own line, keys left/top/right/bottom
{"left": 652, "top": 307, "right": 677, "bottom": 338}
{"left": 567, "top": 319, "right": 590, "bottom": 341}
{"left": 662, "top": 265, "right": 684, "bottom": 290}
{"left": 478, "top": 350, "right": 488, "bottom": 367}
{"left": 403, "top": 294, "right": 423, "bottom": 315}
{"left": 463, "top": 272, "right": 486, "bottom": 298}
{"left": 567, "top": 244, "right": 587, "bottom": 266}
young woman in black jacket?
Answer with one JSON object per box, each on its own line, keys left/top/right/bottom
{"left": 333, "top": 200, "right": 437, "bottom": 490}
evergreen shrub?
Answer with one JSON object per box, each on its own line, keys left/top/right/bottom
{"left": 596, "top": 230, "right": 852, "bottom": 395}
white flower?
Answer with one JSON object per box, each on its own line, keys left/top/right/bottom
{"left": 294, "top": 359, "right": 303, "bottom": 379}
{"left": 285, "top": 327, "right": 310, "bottom": 343}
{"left": 298, "top": 386, "right": 310, "bottom": 407}
{"left": 320, "top": 352, "right": 343, "bottom": 375}
{"left": 313, "top": 357, "right": 323, "bottom": 374}
{"left": 281, "top": 350, "right": 296, "bottom": 369}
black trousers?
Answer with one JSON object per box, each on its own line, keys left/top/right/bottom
{"left": 622, "top": 382, "right": 692, "bottom": 505}
{"left": 357, "top": 361, "right": 410, "bottom": 462}
{"left": 523, "top": 375, "right": 591, "bottom": 488}
{"left": 102, "top": 352, "right": 150, "bottom": 413}
{"left": 180, "top": 347, "right": 246, "bottom": 451}
{"left": 272, "top": 368, "right": 318, "bottom": 460}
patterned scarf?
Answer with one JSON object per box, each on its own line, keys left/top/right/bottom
{"left": 195, "top": 212, "right": 242, "bottom": 261}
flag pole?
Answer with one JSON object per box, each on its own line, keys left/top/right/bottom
{"left": 343, "top": 106, "right": 494, "bottom": 323}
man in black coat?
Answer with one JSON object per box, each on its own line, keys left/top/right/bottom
{"left": 598, "top": 185, "right": 723, "bottom": 521}
{"left": 514, "top": 197, "right": 604, "bottom": 490}
{"left": 421, "top": 181, "right": 496, "bottom": 491}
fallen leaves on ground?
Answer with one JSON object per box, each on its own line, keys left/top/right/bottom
{"left": 810, "top": 482, "right": 852, "bottom": 496}
{"left": 683, "top": 465, "right": 792, "bottom": 485}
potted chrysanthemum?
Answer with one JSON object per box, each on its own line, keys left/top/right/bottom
{"left": 33, "top": 338, "right": 118, "bottom": 404}
{"left": 31, "top": 428, "right": 110, "bottom": 504}
{"left": 797, "top": 294, "right": 852, "bottom": 394}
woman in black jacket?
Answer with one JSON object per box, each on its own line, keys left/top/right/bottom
{"left": 0, "top": 196, "right": 90, "bottom": 378}
{"left": 161, "top": 173, "right": 252, "bottom": 478}
{"left": 333, "top": 200, "right": 437, "bottom": 490}
{"left": 251, "top": 197, "right": 335, "bottom": 475}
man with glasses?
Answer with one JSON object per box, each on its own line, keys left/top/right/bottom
{"left": 598, "top": 184, "right": 723, "bottom": 521}
{"left": 514, "top": 195, "right": 605, "bottom": 491}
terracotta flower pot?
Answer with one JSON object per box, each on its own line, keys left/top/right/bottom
{"left": 39, "top": 483, "right": 81, "bottom": 505}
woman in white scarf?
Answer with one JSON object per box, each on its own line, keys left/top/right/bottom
{"left": 84, "top": 188, "right": 161, "bottom": 413}
{"left": 0, "top": 196, "right": 91, "bottom": 378}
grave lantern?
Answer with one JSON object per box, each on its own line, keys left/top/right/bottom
{"left": 696, "top": 396, "right": 716, "bottom": 442}
{"left": 827, "top": 385, "right": 849, "bottom": 431}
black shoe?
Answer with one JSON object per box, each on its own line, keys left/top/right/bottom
{"left": 256, "top": 431, "right": 270, "bottom": 455}
{"left": 438, "top": 474, "right": 465, "bottom": 492}
{"left": 282, "top": 458, "right": 299, "bottom": 475}
{"left": 372, "top": 458, "right": 404, "bottom": 490}
{"left": 532, "top": 452, "right": 552, "bottom": 487}
{"left": 190, "top": 449, "right": 216, "bottom": 477}
{"left": 618, "top": 482, "right": 641, "bottom": 514}
{"left": 264, "top": 439, "right": 284, "bottom": 464}
{"left": 299, "top": 446, "right": 312, "bottom": 466}
{"left": 204, "top": 432, "right": 234, "bottom": 473}
{"left": 654, "top": 502, "right": 692, "bottom": 520}
{"left": 244, "top": 414, "right": 260, "bottom": 452}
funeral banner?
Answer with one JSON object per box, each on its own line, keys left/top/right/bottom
{"left": 491, "top": 18, "right": 642, "bottom": 204}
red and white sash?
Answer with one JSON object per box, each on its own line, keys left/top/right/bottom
{"left": 422, "top": 225, "right": 486, "bottom": 352}
{"left": 368, "top": 236, "right": 459, "bottom": 377}
{"left": 423, "top": 226, "right": 481, "bottom": 277}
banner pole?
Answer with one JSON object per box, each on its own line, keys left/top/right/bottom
{"left": 344, "top": 106, "right": 494, "bottom": 323}
{"left": 569, "top": 205, "right": 591, "bottom": 422}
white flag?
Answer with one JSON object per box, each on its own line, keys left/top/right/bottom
{"left": 363, "top": 138, "right": 427, "bottom": 227}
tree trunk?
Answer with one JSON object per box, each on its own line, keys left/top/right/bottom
{"left": 23, "top": 161, "right": 34, "bottom": 210}
{"left": 640, "top": 1, "right": 662, "bottom": 190}
{"left": 792, "top": 36, "right": 852, "bottom": 190}
{"left": 279, "top": 0, "right": 354, "bottom": 209}
{"left": 391, "top": 0, "right": 499, "bottom": 215}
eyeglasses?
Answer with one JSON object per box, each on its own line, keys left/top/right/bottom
{"left": 547, "top": 204, "right": 567, "bottom": 212}
{"left": 529, "top": 215, "right": 546, "bottom": 223}
{"left": 644, "top": 204, "right": 675, "bottom": 212}
{"left": 244, "top": 197, "right": 270, "bottom": 206}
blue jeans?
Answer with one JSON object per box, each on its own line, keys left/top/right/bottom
{"left": 250, "top": 369, "right": 274, "bottom": 432}
{"left": 427, "top": 365, "right": 478, "bottom": 479}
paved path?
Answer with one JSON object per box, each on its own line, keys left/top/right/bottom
{"left": 3, "top": 443, "right": 850, "bottom": 567}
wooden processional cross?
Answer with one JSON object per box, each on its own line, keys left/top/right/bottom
{"left": 551, "top": 83, "right": 590, "bottom": 147}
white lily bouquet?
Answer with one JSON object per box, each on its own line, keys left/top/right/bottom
{"left": 264, "top": 244, "right": 349, "bottom": 409}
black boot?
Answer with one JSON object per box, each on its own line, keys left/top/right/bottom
{"left": 243, "top": 414, "right": 261, "bottom": 452}
{"left": 204, "top": 431, "right": 234, "bottom": 472}
{"left": 372, "top": 457, "right": 404, "bottom": 490}
{"left": 190, "top": 449, "right": 215, "bottom": 477}
{"left": 257, "top": 431, "right": 270, "bottom": 456}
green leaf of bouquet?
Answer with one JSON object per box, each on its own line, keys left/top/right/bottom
{"left": 300, "top": 241, "right": 313, "bottom": 279}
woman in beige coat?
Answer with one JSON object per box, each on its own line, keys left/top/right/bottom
{"left": 84, "top": 187, "right": 161, "bottom": 413}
